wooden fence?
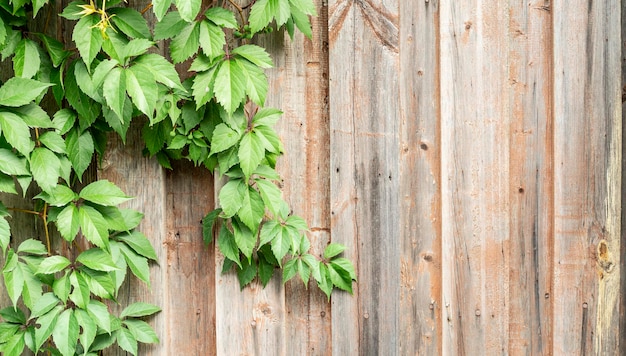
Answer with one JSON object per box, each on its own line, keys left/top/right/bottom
{"left": 1, "top": 0, "right": 624, "bottom": 354}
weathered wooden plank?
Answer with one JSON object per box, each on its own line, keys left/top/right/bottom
{"left": 621, "top": 0, "right": 626, "bottom": 344}
{"left": 398, "top": 1, "right": 441, "bottom": 355}
{"left": 551, "top": 0, "right": 621, "bottom": 354}
{"left": 276, "top": 1, "right": 333, "bottom": 354}
{"left": 329, "top": 0, "right": 400, "bottom": 354}
{"left": 439, "top": 1, "right": 510, "bottom": 354}
{"left": 507, "top": 1, "right": 553, "bottom": 355}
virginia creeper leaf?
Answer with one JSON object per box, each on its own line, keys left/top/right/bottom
{"left": 170, "top": 21, "right": 200, "bottom": 63}
{"left": 52, "top": 309, "right": 78, "bottom": 356}
{"left": 36, "top": 255, "right": 70, "bottom": 275}
{"left": 116, "top": 327, "right": 138, "bottom": 356}
{"left": 13, "top": 39, "right": 40, "bottom": 79}
{"left": 73, "top": 15, "right": 104, "bottom": 68}
{"left": 30, "top": 147, "right": 60, "bottom": 192}
{"left": 237, "top": 186, "right": 264, "bottom": 232}
{"left": 152, "top": 0, "right": 172, "bottom": 21}
{"left": 0, "top": 111, "right": 34, "bottom": 155}
{"left": 76, "top": 248, "right": 119, "bottom": 272}
{"left": 213, "top": 59, "right": 246, "bottom": 114}
{"left": 204, "top": 7, "right": 238, "bottom": 28}
{"left": 125, "top": 65, "right": 158, "bottom": 118}
{"left": 79, "top": 180, "right": 131, "bottom": 206}
{"left": 219, "top": 179, "right": 246, "bottom": 217}
{"left": 120, "top": 303, "right": 161, "bottom": 319}
{"left": 56, "top": 204, "right": 80, "bottom": 242}
{"left": 109, "top": 8, "right": 151, "bottom": 39}
{"left": 218, "top": 225, "right": 241, "bottom": 268}
{"left": 78, "top": 205, "right": 109, "bottom": 248}
{"left": 238, "top": 131, "right": 265, "bottom": 179}
{"left": 65, "top": 129, "right": 94, "bottom": 180}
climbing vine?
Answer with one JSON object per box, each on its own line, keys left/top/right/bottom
{"left": 0, "top": 0, "right": 356, "bottom": 354}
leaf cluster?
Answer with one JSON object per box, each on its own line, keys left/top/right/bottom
{"left": 0, "top": 0, "right": 355, "bottom": 354}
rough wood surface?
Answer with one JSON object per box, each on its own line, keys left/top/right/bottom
{"left": 552, "top": 0, "right": 621, "bottom": 354}
{"left": 398, "top": 1, "right": 441, "bottom": 354}
{"left": 507, "top": 1, "right": 554, "bottom": 355}
{"left": 329, "top": 0, "right": 401, "bottom": 354}
{"left": 439, "top": 1, "right": 511, "bottom": 354}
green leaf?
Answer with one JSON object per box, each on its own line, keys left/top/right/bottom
{"left": 86, "top": 300, "right": 112, "bottom": 333}
{"left": 238, "top": 131, "right": 265, "bottom": 179}
{"left": 73, "top": 15, "right": 104, "bottom": 68}
{"left": 0, "top": 306, "right": 26, "bottom": 324}
{"left": 36, "top": 255, "right": 70, "bottom": 275}
{"left": 297, "top": 258, "right": 311, "bottom": 285}
{"left": 199, "top": 20, "right": 225, "bottom": 59}
{"left": 12, "top": 103, "right": 53, "bottom": 128}
{"left": 109, "top": 7, "right": 151, "bottom": 39}
{"left": 79, "top": 180, "right": 131, "bottom": 206}
{"left": 120, "top": 302, "right": 161, "bottom": 319}
{"left": 217, "top": 224, "right": 240, "bottom": 268}
{"left": 0, "top": 77, "right": 54, "bottom": 107}
{"left": 237, "top": 186, "right": 264, "bottom": 232}
{"left": 213, "top": 59, "right": 246, "bottom": 114}
{"left": 125, "top": 65, "right": 158, "bottom": 118}
{"left": 323, "top": 242, "right": 346, "bottom": 260}
{"left": 119, "top": 209, "right": 144, "bottom": 231}
{"left": 102, "top": 30, "right": 127, "bottom": 63}
{"left": 52, "top": 109, "right": 77, "bottom": 135}
{"left": 39, "top": 131, "right": 67, "bottom": 153}
{"left": 204, "top": 7, "right": 238, "bottom": 28}
{"left": 259, "top": 220, "right": 280, "bottom": 247}
{"left": 254, "top": 124, "right": 282, "bottom": 154}
{"left": 37, "top": 34, "right": 71, "bottom": 67}
{"left": 76, "top": 248, "right": 119, "bottom": 272}
{"left": 286, "top": 215, "right": 308, "bottom": 231}
{"left": 232, "top": 45, "right": 273, "bottom": 69}
{"left": 74, "top": 308, "right": 97, "bottom": 354}
{"left": 170, "top": 21, "right": 200, "bottom": 63}
{"left": 0, "top": 111, "right": 34, "bottom": 155}
{"left": 270, "top": 224, "right": 291, "bottom": 263}
{"left": 301, "top": 253, "right": 320, "bottom": 281}
{"left": 289, "top": 2, "right": 313, "bottom": 38}
{"left": 175, "top": 0, "right": 202, "bottom": 22}
{"left": 289, "top": 0, "right": 317, "bottom": 16}
{"left": 52, "top": 271, "right": 70, "bottom": 303}
{"left": 56, "top": 204, "right": 80, "bottom": 242}
{"left": 255, "top": 179, "right": 284, "bottom": 216}
{"left": 328, "top": 261, "right": 353, "bottom": 293}
{"left": 236, "top": 258, "right": 257, "bottom": 289}
{"left": 191, "top": 65, "right": 219, "bottom": 108}
{"left": 209, "top": 123, "right": 240, "bottom": 155}
{"left": 282, "top": 258, "right": 297, "bottom": 283}
{"left": 119, "top": 244, "right": 151, "bottom": 286}
{"left": 249, "top": 0, "right": 291, "bottom": 33}
{"left": 0, "top": 148, "right": 29, "bottom": 176}
{"left": 34, "top": 305, "right": 62, "bottom": 353}
{"left": 2, "top": 331, "right": 25, "bottom": 356}
{"left": 0, "top": 217, "right": 9, "bottom": 252}
{"left": 103, "top": 67, "right": 127, "bottom": 121}
{"left": 65, "top": 62, "right": 101, "bottom": 128}
{"left": 13, "top": 39, "right": 40, "bottom": 79}
{"left": 78, "top": 205, "right": 109, "bottom": 248}
{"left": 74, "top": 60, "right": 100, "bottom": 101}
{"left": 236, "top": 58, "right": 268, "bottom": 106}
{"left": 69, "top": 271, "right": 90, "bottom": 309}
{"left": 152, "top": 0, "right": 172, "bottom": 21}
{"left": 30, "top": 147, "right": 60, "bottom": 192}
{"left": 65, "top": 128, "right": 94, "bottom": 180}
{"left": 219, "top": 179, "right": 246, "bottom": 217}
{"left": 115, "top": 231, "right": 157, "bottom": 261}
{"left": 154, "top": 11, "right": 187, "bottom": 40}
{"left": 92, "top": 59, "right": 118, "bottom": 89}
{"left": 202, "top": 208, "right": 221, "bottom": 245}
{"left": 123, "top": 319, "right": 159, "bottom": 344}
{"left": 331, "top": 257, "right": 357, "bottom": 281}
{"left": 116, "top": 327, "right": 138, "bottom": 355}
{"left": 231, "top": 217, "right": 256, "bottom": 260}
{"left": 257, "top": 250, "right": 276, "bottom": 287}
{"left": 122, "top": 39, "right": 154, "bottom": 60}
{"left": 135, "top": 54, "right": 185, "bottom": 90}
{"left": 29, "top": 292, "right": 60, "bottom": 319}
{"left": 316, "top": 263, "right": 332, "bottom": 299}
{"left": 0, "top": 173, "right": 17, "bottom": 195}
{"left": 52, "top": 309, "right": 79, "bottom": 356}
{"left": 17, "top": 239, "right": 47, "bottom": 255}
{"left": 82, "top": 267, "right": 116, "bottom": 299}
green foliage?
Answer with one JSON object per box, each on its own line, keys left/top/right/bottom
{"left": 0, "top": 0, "right": 355, "bottom": 354}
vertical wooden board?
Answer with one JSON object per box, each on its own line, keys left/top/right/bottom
{"left": 552, "top": 0, "right": 621, "bottom": 354}
{"left": 329, "top": 0, "right": 400, "bottom": 354}
{"left": 271, "top": 0, "right": 333, "bottom": 354}
{"left": 621, "top": 0, "right": 626, "bottom": 344}
{"left": 398, "top": 0, "right": 441, "bottom": 355}
{"left": 100, "top": 125, "right": 168, "bottom": 356}
{"left": 163, "top": 162, "right": 215, "bottom": 354}
{"left": 439, "top": 1, "right": 510, "bottom": 354}
{"left": 507, "top": 1, "right": 553, "bottom": 355}
{"left": 213, "top": 3, "right": 288, "bottom": 355}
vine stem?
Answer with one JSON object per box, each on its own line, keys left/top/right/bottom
{"left": 42, "top": 203, "right": 51, "bottom": 255}
{"left": 7, "top": 207, "right": 40, "bottom": 215}
{"left": 226, "top": 0, "right": 246, "bottom": 26}
{"left": 140, "top": 3, "right": 152, "bottom": 15}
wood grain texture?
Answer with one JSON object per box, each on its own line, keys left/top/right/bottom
{"left": 552, "top": 0, "right": 621, "bottom": 354}
{"left": 507, "top": 1, "right": 553, "bottom": 355}
{"left": 439, "top": 1, "right": 511, "bottom": 354}
{"left": 329, "top": 0, "right": 401, "bottom": 354}
{"left": 621, "top": 0, "right": 626, "bottom": 345}
{"left": 398, "top": 1, "right": 441, "bottom": 355}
